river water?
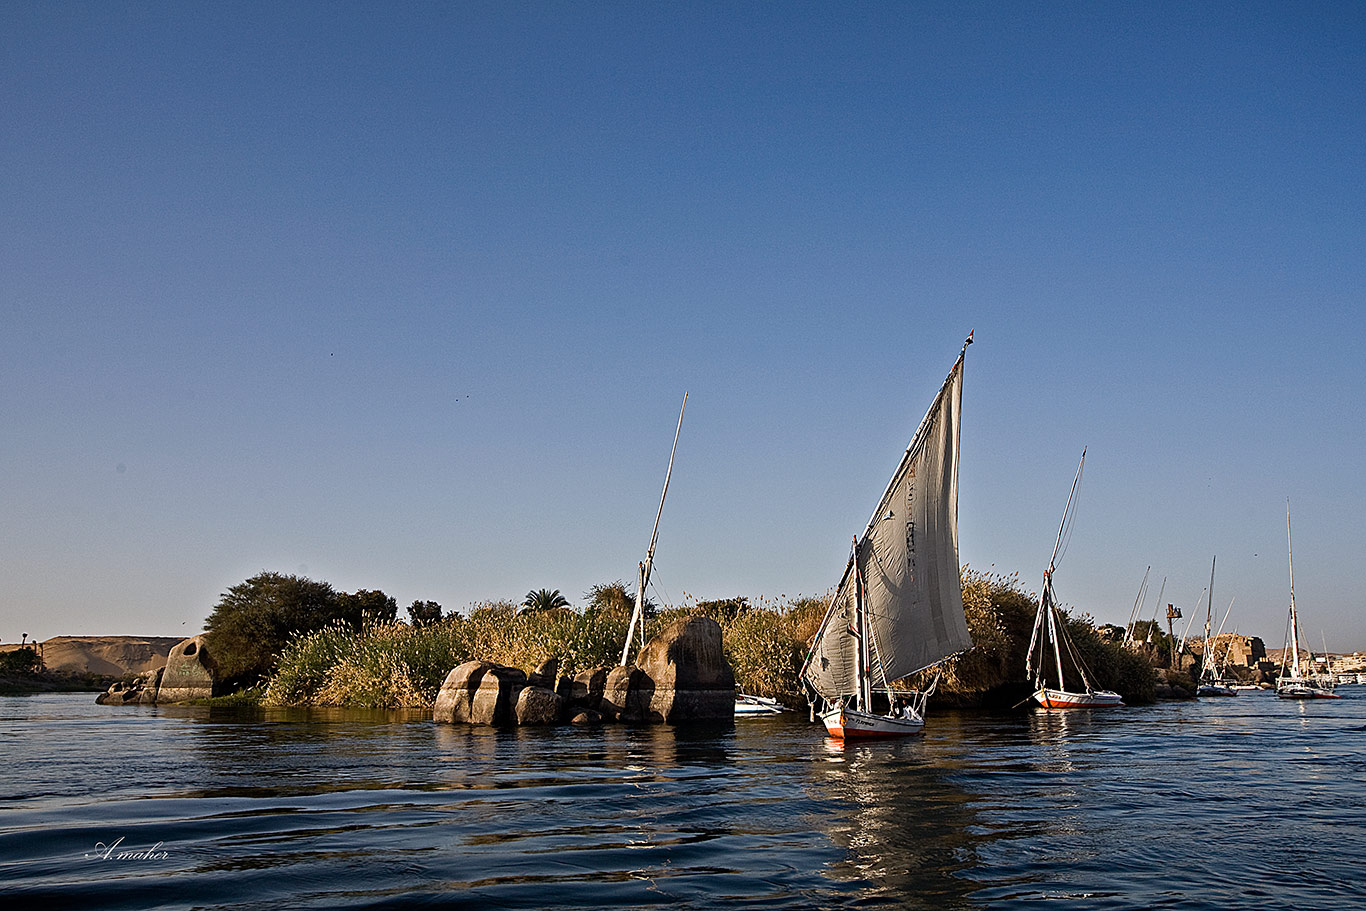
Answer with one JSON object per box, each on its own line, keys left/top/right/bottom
{"left": 2, "top": 690, "right": 1363, "bottom": 909}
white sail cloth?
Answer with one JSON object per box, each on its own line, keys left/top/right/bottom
{"left": 804, "top": 353, "right": 972, "bottom": 701}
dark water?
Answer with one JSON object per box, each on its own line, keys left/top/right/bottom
{"left": 2, "top": 691, "right": 1364, "bottom": 910}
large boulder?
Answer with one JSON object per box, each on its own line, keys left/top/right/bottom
{"left": 155, "top": 636, "right": 218, "bottom": 703}
{"left": 637, "top": 616, "right": 735, "bottom": 722}
{"left": 433, "top": 661, "right": 497, "bottom": 723}
{"left": 467, "top": 665, "right": 528, "bottom": 725}
{"left": 600, "top": 665, "right": 653, "bottom": 723}
{"left": 514, "top": 685, "right": 563, "bottom": 725}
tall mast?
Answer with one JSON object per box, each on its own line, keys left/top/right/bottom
{"left": 620, "top": 393, "right": 687, "bottom": 666}
{"left": 1287, "top": 499, "right": 1302, "bottom": 679}
{"left": 1124, "top": 566, "right": 1151, "bottom": 646}
{"left": 1048, "top": 448, "right": 1086, "bottom": 573}
{"left": 1202, "top": 556, "right": 1216, "bottom": 681}
{"left": 853, "top": 537, "right": 869, "bottom": 710}
{"left": 1047, "top": 578, "right": 1066, "bottom": 689}
{"left": 1044, "top": 448, "right": 1085, "bottom": 690}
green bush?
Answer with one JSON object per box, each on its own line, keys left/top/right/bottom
{"left": 263, "top": 605, "right": 628, "bottom": 708}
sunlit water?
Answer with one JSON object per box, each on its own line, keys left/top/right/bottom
{"left": 2, "top": 691, "right": 1364, "bottom": 909}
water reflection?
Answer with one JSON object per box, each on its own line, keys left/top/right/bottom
{"left": 810, "top": 732, "right": 984, "bottom": 909}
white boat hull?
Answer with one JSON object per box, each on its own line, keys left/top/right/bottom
{"left": 1197, "top": 684, "right": 1238, "bottom": 697}
{"left": 1032, "top": 687, "right": 1124, "bottom": 709}
{"left": 1276, "top": 680, "right": 1341, "bottom": 699}
{"left": 820, "top": 706, "right": 924, "bottom": 739}
{"left": 735, "top": 694, "right": 785, "bottom": 715}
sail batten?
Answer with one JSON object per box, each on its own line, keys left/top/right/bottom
{"left": 803, "top": 344, "right": 973, "bottom": 701}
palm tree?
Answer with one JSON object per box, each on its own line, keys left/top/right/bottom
{"left": 522, "top": 588, "right": 570, "bottom": 613}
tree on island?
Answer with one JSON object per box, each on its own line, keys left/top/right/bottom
{"left": 205, "top": 572, "right": 397, "bottom": 690}
{"left": 521, "top": 589, "right": 570, "bottom": 613}
{"left": 408, "top": 600, "right": 444, "bottom": 626}
{"left": 584, "top": 580, "right": 656, "bottom": 617}
{"left": 0, "top": 646, "right": 43, "bottom": 676}
{"left": 340, "top": 590, "right": 398, "bottom": 625}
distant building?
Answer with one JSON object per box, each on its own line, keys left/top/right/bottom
{"left": 1191, "top": 634, "right": 1265, "bottom": 667}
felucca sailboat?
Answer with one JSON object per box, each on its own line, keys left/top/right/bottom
{"left": 1026, "top": 449, "right": 1124, "bottom": 709}
{"left": 1196, "top": 557, "right": 1238, "bottom": 697}
{"left": 1276, "top": 501, "right": 1339, "bottom": 700}
{"left": 801, "top": 334, "right": 975, "bottom": 739}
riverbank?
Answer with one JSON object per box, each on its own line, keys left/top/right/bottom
{"left": 252, "top": 570, "right": 1157, "bottom": 710}
{"left": 0, "top": 670, "right": 112, "bottom": 696}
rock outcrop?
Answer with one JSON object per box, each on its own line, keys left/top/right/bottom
{"left": 636, "top": 616, "right": 735, "bottom": 722}
{"left": 95, "top": 664, "right": 166, "bottom": 705}
{"left": 564, "top": 666, "right": 609, "bottom": 713}
{"left": 514, "top": 685, "right": 563, "bottom": 725}
{"left": 155, "top": 635, "right": 218, "bottom": 703}
{"left": 528, "top": 658, "right": 558, "bottom": 690}
{"left": 433, "top": 661, "right": 498, "bottom": 723}
{"left": 136, "top": 666, "right": 165, "bottom": 704}
{"left": 432, "top": 617, "right": 736, "bottom": 727}
{"left": 468, "top": 665, "right": 528, "bottom": 725}
{"left": 600, "top": 665, "right": 652, "bottom": 723}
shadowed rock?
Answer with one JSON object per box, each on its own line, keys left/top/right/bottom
{"left": 566, "top": 666, "right": 609, "bottom": 711}
{"left": 468, "top": 666, "right": 528, "bottom": 725}
{"left": 528, "top": 658, "right": 558, "bottom": 690}
{"left": 96, "top": 680, "right": 142, "bottom": 705}
{"left": 600, "top": 665, "right": 652, "bottom": 723}
{"left": 434, "top": 661, "right": 497, "bottom": 723}
{"left": 156, "top": 636, "right": 218, "bottom": 703}
{"left": 637, "top": 616, "right": 735, "bottom": 722}
{"left": 136, "top": 666, "right": 165, "bottom": 704}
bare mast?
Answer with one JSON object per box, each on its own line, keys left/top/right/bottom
{"left": 620, "top": 393, "right": 688, "bottom": 667}
{"left": 1030, "top": 448, "right": 1086, "bottom": 689}
{"left": 1286, "top": 499, "right": 1302, "bottom": 679}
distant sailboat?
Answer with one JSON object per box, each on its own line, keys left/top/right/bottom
{"left": 1196, "top": 558, "right": 1237, "bottom": 697}
{"left": 1025, "top": 449, "right": 1124, "bottom": 709}
{"left": 801, "top": 334, "right": 975, "bottom": 738}
{"left": 1276, "top": 502, "right": 1339, "bottom": 700}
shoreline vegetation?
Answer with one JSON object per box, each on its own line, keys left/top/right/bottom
{"left": 252, "top": 569, "right": 1161, "bottom": 710}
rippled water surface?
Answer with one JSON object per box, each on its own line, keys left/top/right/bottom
{"left": 3, "top": 691, "right": 1364, "bottom": 909}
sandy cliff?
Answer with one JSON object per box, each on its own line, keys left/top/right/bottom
{"left": 2, "top": 636, "right": 183, "bottom": 677}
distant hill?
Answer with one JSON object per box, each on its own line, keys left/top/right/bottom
{"left": 0, "top": 636, "right": 183, "bottom": 677}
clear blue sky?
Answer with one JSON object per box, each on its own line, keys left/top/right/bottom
{"left": 4, "top": 2, "right": 1364, "bottom": 651}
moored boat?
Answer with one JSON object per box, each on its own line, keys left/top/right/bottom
{"left": 1195, "top": 559, "right": 1238, "bottom": 697}
{"left": 1025, "top": 449, "right": 1124, "bottom": 710}
{"left": 1033, "top": 687, "right": 1124, "bottom": 708}
{"left": 735, "top": 693, "right": 785, "bottom": 715}
{"left": 1276, "top": 502, "right": 1340, "bottom": 701}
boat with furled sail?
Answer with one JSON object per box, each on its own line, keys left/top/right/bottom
{"left": 800, "top": 334, "right": 974, "bottom": 739}
{"left": 1276, "top": 501, "right": 1340, "bottom": 700}
{"left": 1026, "top": 449, "right": 1124, "bottom": 709}
{"left": 1196, "top": 558, "right": 1238, "bottom": 697}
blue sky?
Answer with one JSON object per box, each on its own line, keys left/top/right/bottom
{"left": 4, "top": 2, "right": 1364, "bottom": 651}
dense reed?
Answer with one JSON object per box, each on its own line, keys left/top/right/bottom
{"left": 262, "top": 571, "right": 1155, "bottom": 708}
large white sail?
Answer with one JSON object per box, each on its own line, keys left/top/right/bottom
{"left": 804, "top": 345, "right": 972, "bottom": 702}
